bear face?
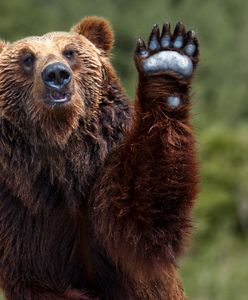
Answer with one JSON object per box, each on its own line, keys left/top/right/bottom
{"left": 0, "top": 17, "right": 114, "bottom": 145}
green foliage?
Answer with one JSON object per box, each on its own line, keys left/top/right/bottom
{"left": 181, "top": 235, "right": 248, "bottom": 300}
{"left": 180, "top": 124, "right": 248, "bottom": 299}
{"left": 0, "top": 0, "right": 248, "bottom": 299}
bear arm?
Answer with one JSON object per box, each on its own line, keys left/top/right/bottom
{"left": 90, "top": 75, "right": 198, "bottom": 281}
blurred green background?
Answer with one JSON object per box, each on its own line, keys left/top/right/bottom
{"left": 0, "top": 0, "right": 248, "bottom": 299}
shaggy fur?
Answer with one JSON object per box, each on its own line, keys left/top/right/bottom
{"left": 0, "top": 17, "right": 199, "bottom": 300}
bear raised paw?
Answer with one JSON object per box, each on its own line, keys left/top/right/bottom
{"left": 135, "top": 22, "right": 198, "bottom": 78}
{"left": 134, "top": 22, "right": 199, "bottom": 113}
{"left": 0, "top": 17, "right": 199, "bottom": 300}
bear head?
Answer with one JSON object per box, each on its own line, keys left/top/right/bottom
{"left": 0, "top": 17, "right": 114, "bottom": 145}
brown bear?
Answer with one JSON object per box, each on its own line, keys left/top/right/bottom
{"left": 0, "top": 17, "right": 199, "bottom": 300}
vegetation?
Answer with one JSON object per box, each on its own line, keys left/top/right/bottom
{"left": 0, "top": 0, "right": 247, "bottom": 299}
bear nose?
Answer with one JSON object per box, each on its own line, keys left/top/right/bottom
{"left": 42, "top": 63, "right": 71, "bottom": 90}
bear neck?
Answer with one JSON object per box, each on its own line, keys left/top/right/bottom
{"left": 0, "top": 91, "right": 131, "bottom": 211}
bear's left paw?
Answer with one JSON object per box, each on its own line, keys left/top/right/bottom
{"left": 135, "top": 22, "right": 199, "bottom": 78}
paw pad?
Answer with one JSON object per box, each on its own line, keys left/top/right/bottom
{"left": 142, "top": 51, "right": 193, "bottom": 77}
{"left": 167, "top": 96, "right": 181, "bottom": 108}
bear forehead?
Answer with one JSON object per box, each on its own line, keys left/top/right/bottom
{"left": 10, "top": 31, "right": 100, "bottom": 53}
{"left": 19, "top": 32, "right": 77, "bottom": 43}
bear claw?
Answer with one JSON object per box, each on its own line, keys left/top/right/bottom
{"left": 173, "top": 21, "right": 186, "bottom": 37}
{"left": 184, "top": 30, "right": 197, "bottom": 56}
{"left": 136, "top": 38, "right": 149, "bottom": 57}
{"left": 148, "top": 24, "right": 160, "bottom": 50}
{"left": 172, "top": 22, "right": 186, "bottom": 49}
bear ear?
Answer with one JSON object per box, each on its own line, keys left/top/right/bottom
{"left": 0, "top": 40, "right": 6, "bottom": 53}
{"left": 71, "top": 16, "right": 114, "bottom": 55}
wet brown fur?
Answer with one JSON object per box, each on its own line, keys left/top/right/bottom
{"left": 0, "top": 17, "right": 199, "bottom": 300}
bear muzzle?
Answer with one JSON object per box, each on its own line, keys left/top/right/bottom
{"left": 42, "top": 62, "right": 72, "bottom": 105}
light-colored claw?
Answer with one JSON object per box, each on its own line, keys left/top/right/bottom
{"left": 142, "top": 51, "right": 193, "bottom": 77}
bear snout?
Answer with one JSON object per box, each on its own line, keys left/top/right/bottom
{"left": 42, "top": 62, "right": 72, "bottom": 90}
{"left": 41, "top": 62, "right": 72, "bottom": 105}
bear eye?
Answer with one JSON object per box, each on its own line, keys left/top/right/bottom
{"left": 21, "top": 53, "right": 36, "bottom": 71}
{"left": 63, "top": 49, "right": 76, "bottom": 60}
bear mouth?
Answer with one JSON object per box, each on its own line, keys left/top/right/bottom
{"left": 46, "top": 90, "right": 72, "bottom": 105}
